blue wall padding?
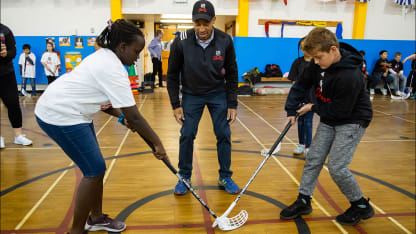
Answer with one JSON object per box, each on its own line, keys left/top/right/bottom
{"left": 13, "top": 36, "right": 96, "bottom": 84}
{"left": 234, "top": 37, "right": 416, "bottom": 82}
{"left": 12, "top": 36, "right": 416, "bottom": 84}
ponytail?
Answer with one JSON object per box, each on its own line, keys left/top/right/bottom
{"left": 96, "top": 19, "right": 144, "bottom": 52}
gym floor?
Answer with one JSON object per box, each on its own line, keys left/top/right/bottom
{"left": 1, "top": 88, "right": 415, "bottom": 234}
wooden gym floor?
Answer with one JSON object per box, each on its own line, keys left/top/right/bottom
{"left": 1, "top": 88, "right": 415, "bottom": 234}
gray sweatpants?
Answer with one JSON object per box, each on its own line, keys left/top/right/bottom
{"left": 299, "top": 122, "right": 365, "bottom": 202}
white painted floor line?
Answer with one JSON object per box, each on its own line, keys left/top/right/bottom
{"left": 370, "top": 201, "right": 412, "bottom": 234}
{"left": 96, "top": 116, "right": 114, "bottom": 136}
{"left": 373, "top": 109, "right": 416, "bottom": 124}
{"left": 236, "top": 116, "right": 347, "bottom": 234}
{"left": 103, "top": 95, "right": 147, "bottom": 185}
{"left": 103, "top": 130, "right": 130, "bottom": 185}
{"left": 3, "top": 146, "right": 118, "bottom": 150}
{"left": 239, "top": 99, "right": 412, "bottom": 234}
{"left": 238, "top": 100, "right": 297, "bottom": 145}
{"left": 14, "top": 162, "right": 74, "bottom": 230}
{"left": 14, "top": 98, "right": 146, "bottom": 230}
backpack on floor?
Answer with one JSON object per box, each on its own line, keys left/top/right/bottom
{"left": 264, "top": 64, "right": 283, "bottom": 77}
{"left": 242, "top": 67, "right": 262, "bottom": 86}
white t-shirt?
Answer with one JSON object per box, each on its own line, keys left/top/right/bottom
{"left": 41, "top": 52, "right": 60, "bottom": 76}
{"left": 35, "top": 48, "right": 136, "bottom": 126}
{"left": 18, "top": 53, "right": 36, "bottom": 78}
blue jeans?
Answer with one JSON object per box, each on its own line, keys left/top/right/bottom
{"left": 298, "top": 111, "right": 314, "bottom": 148}
{"left": 179, "top": 92, "right": 232, "bottom": 178}
{"left": 36, "top": 116, "right": 106, "bottom": 177}
{"left": 21, "top": 77, "right": 36, "bottom": 96}
{"left": 387, "top": 73, "right": 406, "bottom": 92}
{"left": 370, "top": 72, "right": 385, "bottom": 89}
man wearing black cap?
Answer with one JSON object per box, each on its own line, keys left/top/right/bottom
{"left": 167, "top": 0, "right": 239, "bottom": 195}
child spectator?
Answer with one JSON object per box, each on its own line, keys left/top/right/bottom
{"left": 18, "top": 44, "right": 36, "bottom": 96}
{"left": 281, "top": 27, "right": 374, "bottom": 226}
{"left": 288, "top": 37, "right": 314, "bottom": 155}
{"left": 388, "top": 52, "right": 407, "bottom": 96}
{"left": 370, "top": 50, "right": 391, "bottom": 95}
{"left": 41, "top": 41, "right": 60, "bottom": 84}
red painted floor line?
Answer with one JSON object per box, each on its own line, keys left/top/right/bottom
{"left": 56, "top": 168, "right": 83, "bottom": 234}
{"left": 2, "top": 212, "right": 414, "bottom": 233}
{"left": 316, "top": 181, "right": 367, "bottom": 234}
{"left": 193, "top": 152, "right": 216, "bottom": 234}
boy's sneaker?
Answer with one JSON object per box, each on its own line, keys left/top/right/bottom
{"left": 381, "top": 89, "right": 388, "bottom": 95}
{"left": 218, "top": 177, "right": 240, "bottom": 194}
{"left": 0, "top": 136, "right": 5, "bottom": 149}
{"left": 304, "top": 148, "right": 309, "bottom": 156}
{"left": 369, "top": 89, "right": 375, "bottom": 95}
{"left": 280, "top": 194, "right": 312, "bottom": 219}
{"left": 336, "top": 198, "right": 374, "bottom": 226}
{"left": 21, "top": 89, "right": 29, "bottom": 97}
{"left": 85, "top": 214, "right": 126, "bottom": 232}
{"left": 174, "top": 178, "right": 191, "bottom": 195}
{"left": 14, "top": 134, "right": 32, "bottom": 146}
{"left": 293, "top": 144, "right": 305, "bottom": 155}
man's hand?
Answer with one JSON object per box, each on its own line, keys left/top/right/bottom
{"left": 173, "top": 107, "right": 185, "bottom": 125}
{"left": 0, "top": 44, "right": 7, "bottom": 57}
{"left": 227, "top": 108, "right": 237, "bottom": 125}
{"left": 297, "top": 103, "right": 313, "bottom": 116}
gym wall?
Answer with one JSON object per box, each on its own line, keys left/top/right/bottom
{"left": 234, "top": 37, "right": 416, "bottom": 82}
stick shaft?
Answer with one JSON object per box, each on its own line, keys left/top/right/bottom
{"left": 137, "top": 132, "right": 218, "bottom": 219}
{"left": 228, "top": 121, "right": 293, "bottom": 207}
{"left": 162, "top": 158, "right": 218, "bottom": 219}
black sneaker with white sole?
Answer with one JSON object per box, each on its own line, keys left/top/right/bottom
{"left": 280, "top": 194, "right": 312, "bottom": 219}
{"left": 336, "top": 197, "right": 374, "bottom": 226}
{"left": 84, "top": 214, "right": 126, "bottom": 232}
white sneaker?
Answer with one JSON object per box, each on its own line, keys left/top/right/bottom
{"left": 370, "top": 96, "right": 374, "bottom": 100}
{"left": 0, "top": 136, "right": 5, "bottom": 148}
{"left": 293, "top": 144, "right": 305, "bottom": 155}
{"left": 381, "top": 89, "right": 388, "bottom": 96}
{"left": 395, "top": 91, "right": 401, "bottom": 96}
{"left": 14, "top": 134, "right": 32, "bottom": 146}
{"left": 370, "top": 89, "right": 375, "bottom": 95}
{"left": 304, "top": 148, "right": 309, "bottom": 156}
{"left": 21, "top": 89, "right": 30, "bottom": 97}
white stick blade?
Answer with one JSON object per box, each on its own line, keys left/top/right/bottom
{"left": 216, "top": 210, "right": 248, "bottom": 231}
{"left": 260, "top": 143, "right": 281, "bottom": 157}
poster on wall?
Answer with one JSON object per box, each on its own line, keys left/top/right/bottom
{"left": 74, "top": 37, "right": 83, "bottom": 48}
{"left": 59, "top": 37, "right": 71, "bottom": 46}
{"left": 65, "top": 51, "right": 82, "bottom": 72}
{"left": 87, "top": 37, "right": 96, "bottom": 46}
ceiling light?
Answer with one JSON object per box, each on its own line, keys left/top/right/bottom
{"left": 178, "top": 25, "right": 193, "bottom": 29}
{"left": 161, "top": 14, "right": 192, "bottom": 19}
{"left": 160, "top": 19, "right": 193, "bottom": 24}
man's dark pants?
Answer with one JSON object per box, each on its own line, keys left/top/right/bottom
{"left": 178, "top": 92, "right": 233, "bottom": 179}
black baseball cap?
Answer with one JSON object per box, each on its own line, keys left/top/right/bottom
{"left": 192, "top": 0, "right": 215, "bottom": 22}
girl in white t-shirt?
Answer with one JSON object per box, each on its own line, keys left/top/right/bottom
{"left": 40, "top": 41, "right": 60, "bottom": 84}
{"left": 35, "top": 19, "right": 169, "bottom": 234}
{"left": 18, "top": 44, "right": 36, "bottom": 96}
